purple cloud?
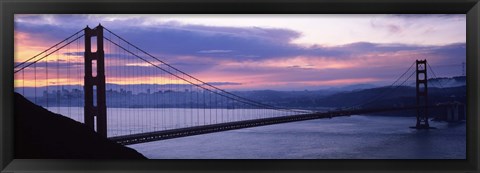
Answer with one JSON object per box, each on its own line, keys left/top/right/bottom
{"left": 14, "top": 14, "right": 466, "bottom": 90}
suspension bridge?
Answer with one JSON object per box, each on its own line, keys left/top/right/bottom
{"left": 14, "top": 24, "right": 461, "bottom": 145}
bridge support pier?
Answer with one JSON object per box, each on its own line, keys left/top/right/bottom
{"left": 84, "top": 25, "right": 107, "bottom": 137}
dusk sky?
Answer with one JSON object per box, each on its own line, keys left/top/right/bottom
{"left": 14, "top": 14, "right": 466, "bottom": 91}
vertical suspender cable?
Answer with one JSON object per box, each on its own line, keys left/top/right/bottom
{"left": 57, "top": 44, "right": 60, "bottom": 113}
{"left": 22, "top": 70, "right": 24, "bottom": 95}
{"left": 46, "top": 52, "right": 49, "bottom": 109}
{"left": 67, "top": 38, "right": 71, "bottom": 119}
{"left": 34, "top": 63, "right": 37, "bottom": 104}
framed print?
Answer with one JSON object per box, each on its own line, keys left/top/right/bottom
{"left": 1, "top": 0, "right": 479, "bottom": 172}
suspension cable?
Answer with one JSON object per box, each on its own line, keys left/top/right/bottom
{"left": 104, "top": 36, "right": 309, "bottom": 115}
{"left": 353, "top": 70, "right": 416, "bottom": 109}
{"left": 14, "top": 34, "right": 85, "bottom": 74}
{"left": 345, "top": 61, "right": 416, "bottom": 109}
{"left": 14, "top": 29, "right": 84, "bottom": 69}
{"left": 427, "top": 62, "right": 445, "bottom": 88}
{"left": 103, "top": 27, "right": 308, "bottom": 114}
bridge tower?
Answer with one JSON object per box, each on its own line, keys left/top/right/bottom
{"left": 84, "top": 25, "right": 107, "bottom": 137}
{"left": 415, "top": 59, "right": 429, "bottom": 128}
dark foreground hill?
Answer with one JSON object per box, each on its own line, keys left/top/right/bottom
{"left": 14, "top": 92, "right": 146, "bottom": 159}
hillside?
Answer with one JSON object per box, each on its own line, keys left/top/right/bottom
{"left": 14, "top": 92, "right": 147, "bottom": 159}
{"left": 315, "top": 85, "right": 466, "bottom": 108}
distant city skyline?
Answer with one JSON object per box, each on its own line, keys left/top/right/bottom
{"left": 14, "top": 14, "right": 466, "bottom": 90}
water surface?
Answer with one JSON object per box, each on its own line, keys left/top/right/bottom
{"left": 129, "top": 115, "right": 466, "bottom": 159}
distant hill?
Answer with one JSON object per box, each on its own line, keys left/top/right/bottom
{"left": 314, "top": 85, "right": 466, "bottom": 109}
{"left": 322, "top": 83, "right": 378, "bottom": 92}
{"left": 427, "top": 76, "right": 466, "bottom": 88}
{"left": 14, "top": 76, "right": 466, "bottom": 111}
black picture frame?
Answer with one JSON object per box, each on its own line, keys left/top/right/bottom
{"left": 1, "top": 0, "right": 479, "bottom": 172}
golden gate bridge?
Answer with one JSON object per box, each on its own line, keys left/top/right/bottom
{"left": 14, "top": 24, "right": 460, "bottom": 145}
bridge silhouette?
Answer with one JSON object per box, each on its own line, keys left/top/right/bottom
{"left": 14, "top": 24, "right": 458, "bottom": 145}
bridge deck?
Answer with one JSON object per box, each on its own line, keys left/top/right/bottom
{"left": 109, "top": 105, "right": 447, "bottom": 145}
{"left": 109, "top": 112, "right": 336, "bottom": 145}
